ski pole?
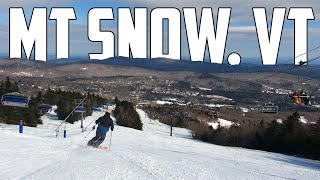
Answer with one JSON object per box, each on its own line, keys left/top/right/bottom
{"left": 85, "top": 126, "right": 95, "bottom": 138}
{"left": 109, "top": 131, "right": 112, "bottom": 150}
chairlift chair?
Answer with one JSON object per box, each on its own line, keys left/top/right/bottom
{"left": 37, "top": 104, "right": 52, "bottom": 110}
{"left": 261, "top": 102, "right": 278, "bottom": 114}
{"left": 1, "top": 92, "right": 29, "bottom": 108}
{"left": 75, "top": 106, "right": 86, "bottom": 113}
{"left": 206, "top": 110, "right": 218, "bottom": 118}
{"left": 291, "top": 61, "right": 314, "bottom": 106}
{"left": 37, "top": 104, "right": 52, "bottom": 114}
{"left": 91, "top": 107, "right": 102, "bottom": 112}
{"left": 289, "top": 90, "right": 314, "bottom": 106}
{"left": 102, "top": 105, "right": 108, "bottom": 110}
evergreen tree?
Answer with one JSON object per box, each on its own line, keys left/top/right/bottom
{"left": 263, "top": 119, "right": 282, "bottom": 152}
{"left": 36, "top": 91, "right": 43, "bottom": 103}
{"left": 114, "top": 100, "right": 143, "bottom": 130}
{"left": 114, "top": 96, "right": 120, "bottom": 105}
{"left": 259, "top": 119, "right": 264, "bottom": 128}
{"left": 12, "top": 81, "right": 20, "bottom": 92}
{"left": 283, "top": 111, "right": 301, "bottom": 132}
{"left": 4, "top": 77, "right": 12, "bottom": 91}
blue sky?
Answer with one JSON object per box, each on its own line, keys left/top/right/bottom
{"left": 1, "top": 0, "right": 320, "bottom": 63}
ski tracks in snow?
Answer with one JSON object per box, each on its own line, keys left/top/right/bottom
{"left": 112, "top": 150, "right": 167, "bottom": 180}
{"left": 110, "top": 148, "right": 215, "bottom": 180}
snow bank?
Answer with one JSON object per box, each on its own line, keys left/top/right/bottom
{"left": 204, "top": 104, "right": 233, "bottom": 108}
{"left": 276, "top": 119, "right": 283, "bottom": 124}
{"left": 156, "top": 100, "right": 173, "bottom": 105}
{"left": 208, "top": 118, "right": 239, "bottom": 129}
{"left": 13, "top": 71, "right": 33, "bottom": 77}
{"left": 240, "top": 107, "right": 249, "bottom": 113}
{"left": 201, "top": 94, "right": 233, "bottom": 101}
{"left": 136, "top": 109, "right": 191, "bottom": 139}
{"left": 299, "top": 116, "right": 308, "bottom": 124}
{"left": 198, "top": 87, "right": 211, "bottom": 91}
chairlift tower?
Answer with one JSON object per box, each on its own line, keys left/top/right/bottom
{"left": 74, "top": 99, "right": 89, "bottom": 132}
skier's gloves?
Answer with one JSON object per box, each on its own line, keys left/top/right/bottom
{"left": 92, "top": 126, "right": 95, "bottom": 130}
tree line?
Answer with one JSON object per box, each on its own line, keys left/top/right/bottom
{"left": 142, "top": 104, "right": 320, "bottom": 160}
{"left": 189, "top": 111, "right": 320, "bottom": 160}
{"left": 0, "top": 77, "right": 106, "bottom": 126}
{"left": 40, "top": 88, "right": 106, "bottom": 124}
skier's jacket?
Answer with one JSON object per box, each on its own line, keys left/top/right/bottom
{"left": 96, "top": 113, "right": 114, "bottom": 131}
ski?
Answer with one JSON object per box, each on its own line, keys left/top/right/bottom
{"left": 80, "top": 145, "right": 108, "bottom": 150}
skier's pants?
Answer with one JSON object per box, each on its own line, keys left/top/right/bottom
{"left": 87, "top": 125, "right": 109, "bottom": 147}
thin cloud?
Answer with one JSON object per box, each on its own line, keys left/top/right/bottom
{"left": 229, "top": 26, "right": 256, "bottom": 33}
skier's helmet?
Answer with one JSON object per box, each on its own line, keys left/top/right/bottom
{"left": 106, "top": 109, "right": 112, "bottom": 114}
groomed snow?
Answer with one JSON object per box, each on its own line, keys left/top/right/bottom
{"left": 0, "top": 108, "right": 319, "bottom": 179}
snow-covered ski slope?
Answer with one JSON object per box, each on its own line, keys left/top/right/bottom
{"left": 0, "top": 108, "right": 319, "bottom": 180}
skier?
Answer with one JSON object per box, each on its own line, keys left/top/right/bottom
{"left": 87, "top": 109, "right": 114, "bottom": 148}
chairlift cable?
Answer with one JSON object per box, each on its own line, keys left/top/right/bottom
{"left": 247, "top": 55, "right": 320, "bottom": 87}
{"left": 248, "top": 44, "right": 320, "bottom": 81}
{"left": 55, "top": 95, "right": 88, "bottom": 137}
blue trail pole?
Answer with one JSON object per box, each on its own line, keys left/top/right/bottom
{"left": 64, "top": 125, "right": 67, "bottom": 138}
{"left": 81, "top": 112, "right": 84, "bottom": 133}
{"left": 19, "top": 120, "right": 23, "bottom": 134}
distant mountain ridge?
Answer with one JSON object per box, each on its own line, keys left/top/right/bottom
{"left": 1, "top": 57, "right": 319, "bottom": 78}
{"left": 52, "top": 57, "right": 320, "bottom": 77}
